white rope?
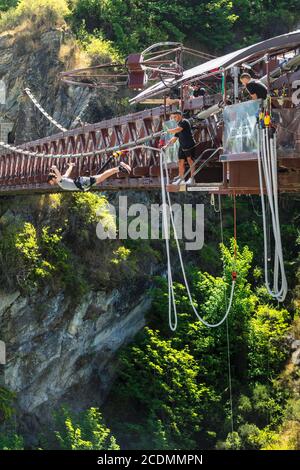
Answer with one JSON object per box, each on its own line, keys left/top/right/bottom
{"left": 124, "top": 143, "right": 178, "bottom": 331}
{"left": 159, "top": 149, "right": 236, "bottom": 329}
{"left": 260, "top": 127, "right": 287, "bottom": 300}
{"left": 118, "top": 144, "right": 235, "bottom": 330}
{"left": 257, "top": 126, "right": 288, "bottom": 301}
{"left": 210, "top": 193, "right": 220, "bottom": 213}
{"left": 24, "top": 88, "right": 67, "bottom": 132}
{"left": 159, "top": 150, "right": 178, "bottom": 331}
{"left": 72, "top": 99, "right": 91, "bottom": 127}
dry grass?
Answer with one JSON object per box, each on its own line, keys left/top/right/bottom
{"left": 265, "top": 421, "right": 300, "bottom": 450}
{"left": 59, "top": 40, "right": 90, "bottom": 70}
{"left": 0, "top": 13, "right": 90, "bottom": 70}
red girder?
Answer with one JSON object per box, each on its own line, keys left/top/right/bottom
{"left": 5, "top": 95, "right": 298, "bottom": 194}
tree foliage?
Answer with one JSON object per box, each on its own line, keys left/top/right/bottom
{"left": 0, "top": 387, "right": 24, "bottom": 450}
{"left": 108, "top": 242, "right": 293, "bottom": 449}
{"left": 0, "top": 0, "right": 18, "bottom": 12}
{"left": 0, "top": 387, "right": 15, "bottom": 422}
{"left": 1, "top": 1, "right": 299, "bottom": 57}
{"left": 69, "top": 0, "right": 300, "bottom": 56}
{"left": 0, "top": 0, "right": 70, "bottom": 31}
{"left": 54, "top": 407, "right": 119, "bottom": 450}
{"left": 113, "top": 327, "right": 218, "bottom": 449}
{"left": 248, "top": 305, "right": 290, "bottom": 380}
{"left": 70, "top": 0, "right": 237, "bottom": 55}
{"left": 232, "top": 0, "right": 300, "bottom": 46}
{"left": 0, "top": 432, "right": 24, "bottom": 450}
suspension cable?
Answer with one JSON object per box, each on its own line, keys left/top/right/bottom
{"left": 0, "top": 130, "right": 166, "bottom": 159}
{"left": 24, "top": 88, "right": 67, "bottom": 132}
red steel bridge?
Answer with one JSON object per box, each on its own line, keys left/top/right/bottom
{"left": 0, "top": 30, "right": 300, "bottom": 195}
{"left": 0, "top": 95, "right": 225, "bottom": 194}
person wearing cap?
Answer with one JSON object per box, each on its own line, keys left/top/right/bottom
{"left": 47, "top": 160, "right": 131, "bottom": 192}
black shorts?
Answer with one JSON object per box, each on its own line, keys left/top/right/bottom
{"left": 74, "top": 176, "right": 97, "bottom": 191}
{"left": 178, "top": 145, "right": 196, "bottom": 161}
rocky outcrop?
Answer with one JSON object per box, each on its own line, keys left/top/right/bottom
{"left": 0, "top": 25, "right": 148, "bottom": 436}
{"left": 0, "top": 285, "right": 150, "bottom": 433}
{"left": 291, "top": 339, "right": 300, "bottom": 365}
{"left": 0, "top": 189, "right": 163, "bottom": 443}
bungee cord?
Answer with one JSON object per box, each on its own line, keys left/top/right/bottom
{"left": 257, "top": 126, "right": 288, "bottom": 301}
{"left": 159, "top": 148, "right": 236, "bottom": 330}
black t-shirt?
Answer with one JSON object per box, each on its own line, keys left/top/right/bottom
{"left": 193, "top": 88, "right": 205, "bottom": 98}
{"left": 246, "top": 80, "right": 267, "bottom": 99}
{"left": 175, "top": 119, "right": 195, "bottom": 149}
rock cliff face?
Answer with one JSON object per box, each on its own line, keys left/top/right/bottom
{"left": 0, "top": 22, "right": 149, "bottom": 439}
{"left": 0, "top": 26, "right": 123, "bottom": 143}
{"left": 0, "top": 190, "right": 159, "bottom": 442}
{"left": 0, "top": 285, "right": 150, "bottom": 431}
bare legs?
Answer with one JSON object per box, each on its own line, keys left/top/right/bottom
{"left": 178, "top": 159, "right": 185, "bottom": 178}
{"left": 178, "top": 157, "right": 194, "bottom": 179}
{"left": 187, "top": 157, "right": 195, "bottom": 177}
{"left": 94, "top": 167, "right": 119, "bottom": 185}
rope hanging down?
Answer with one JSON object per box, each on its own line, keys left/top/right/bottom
{"left": 257, "top": 125, "right": 287, "bottom": 301}
{"left": 219, "top": 193, "right": 234, "bottom": 433}
{"left": 159, "top": 149, "right": 236, "bottom": 330}
{"left": 107, "top": 143, "right": 236, "bottom": 331}
{"left": 24, "top": 88, "right": 67, "bottom": 132}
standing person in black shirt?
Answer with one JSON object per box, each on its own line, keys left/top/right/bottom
{"left": 240, "top": 73, "right": 268, "bottom": 100}
{"left": 192, "top": 82, "right": 206, "bottom": 98}
{"left": 163, "top": 110, "right": 196, "bottom": 185}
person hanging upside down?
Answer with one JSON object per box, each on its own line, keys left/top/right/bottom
{"left": 47, "top": 161, "right": 131, "bottom": 191}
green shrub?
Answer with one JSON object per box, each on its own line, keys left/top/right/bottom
{"left": 0, "top": 0, "right": 70, "bottom": 31}
{"left": 75, "top": 23, "right": 120, "bottom": 64}
{"left": 0, "top": 221, "right": 23, "bottom": 289}
{"left": 111, "top": 246, "right": 131, "bottom": 265}
{"left": 54, "top": 407, "right": 119, "bottom": 450}
{"left": 0, "top": 387, "right": 15, "bottom": 422}
{"left": 5, "top": 221, "right": 87, "bottom": 296}
{"left": 0, "top": 1, "right": 18, "bottom": 13}
{"left": 248, "top": 305, "right": 290, "bottom": 379}
{"left": 68, "top": 192, "right": 114, "bottom": 227}
{"left": 70, "top": 0, "right": 237, "bottom": 55}
{"left": 218, "top": 431, "right": 242, "bottom": 450}
{"left": 110, "top": 327, "right": 218, "bottom": 450}
{"left": 0, "top": 432, "right": 24, "bottom": 450}
{"left": 85, "top": 36, "right": 119, "bottom": 63}
{"left": 15, "top": 222, "right": 59, "bottom": 288}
